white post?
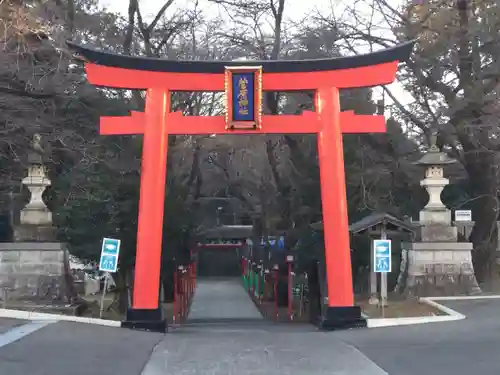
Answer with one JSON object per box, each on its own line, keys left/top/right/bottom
{"left": 99, "top": 273, "right": 109, "bottom": 319}
{"left": 380, "top": 226, "right": 388, "bottom": 311}
{"left": 369, "top": 238, "right": 379, "bottom": 305}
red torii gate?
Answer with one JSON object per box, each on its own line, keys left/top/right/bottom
{"left": 69, "top": 41, "right": 414, "bottom": 331}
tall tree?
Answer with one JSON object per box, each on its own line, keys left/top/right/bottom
{"left": 325, "top": 0, "right": 500, "bottom": 283}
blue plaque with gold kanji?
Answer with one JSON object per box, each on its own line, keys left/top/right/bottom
{"left": 225, "top": 66, "right": 262, "bottom": 130}
{"left": 232, "top": 73, "right": 255, "bottom": 122}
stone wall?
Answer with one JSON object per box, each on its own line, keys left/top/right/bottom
{"left": 0, "top": 242, "right": 73, "bottom": 302}
{"left": 396, "top": 242, "right": 481, "bottom": 297}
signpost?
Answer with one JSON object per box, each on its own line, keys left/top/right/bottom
{"left": 373, "top": 237, "right": 391, "bottom": 312}
{"left": 455, "top": 210, "right": 472, "bottom": 222}
{"left": 99, "top": 238, "right": 121, "bottom": 318}
{"left": 373, "top": 239, "right": 391, "bottom": 273}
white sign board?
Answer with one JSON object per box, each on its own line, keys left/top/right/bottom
{"left": 99, "top": 238, "right": 121, "bottom": 273}
{"left": 373, "top": 239, "right": 391, "bottom": 273}
{"left": 455, "top": 210, "right": 472, "bottom": 222}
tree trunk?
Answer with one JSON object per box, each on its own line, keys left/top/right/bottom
{"left": 117, "top": 268, "right": 133, "bottom": 313}
{"left": 466, "top": 153, "right": 499, "bottom": 286}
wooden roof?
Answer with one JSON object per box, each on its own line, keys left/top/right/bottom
{"left": 196, "top": 225, "right": 253, "bottom": 240}
{"left": 311, "top": 212, "right": 414, "bottom": 234}
{"left": 67, "top": 41, "right": 415, "bottom": 74}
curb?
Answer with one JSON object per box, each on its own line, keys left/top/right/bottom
{"left": 425, "top": 295, "right": 500, "bottom": 301}
{"left": 0, "top": 308, "right": 122, "bottom": 328}
{"left": 365, "top": 298, "right": 466, "bottom": 328}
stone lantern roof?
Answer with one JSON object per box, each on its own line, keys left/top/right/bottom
{"left": 413, "top": 133, "right": 456, "bottom": 166}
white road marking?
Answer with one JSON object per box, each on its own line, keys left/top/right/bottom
{"left": 0, "top": 308, "right": 121, "bottom": 327}
{"left": 0, "top": 320, "right": 54, "bottom": 348}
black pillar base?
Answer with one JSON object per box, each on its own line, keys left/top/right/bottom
{"left": 121, "top": 308, "right": 166, "bottom": 333}
{"left": 318, "top": 306, "right": 367, "bottom": 331}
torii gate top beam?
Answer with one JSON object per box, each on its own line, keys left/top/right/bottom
{"left": 67, "top": 41, "right": 415, "bottom": 91}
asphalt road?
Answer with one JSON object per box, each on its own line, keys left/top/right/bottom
{"left": 0, "top": 318, "right": 25, "bottom": 334}
{"left": 0, "top": 320, "right": 164, "bottom": 375}
{"left": 0, "top": 284, "right": 500, "bottom": 375}
{"left": 333, "top": 298, "right": 500, "bottom": 375}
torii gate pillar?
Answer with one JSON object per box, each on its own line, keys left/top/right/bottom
{"left": 317, "top": 87, "right": 357, "bottom": 324}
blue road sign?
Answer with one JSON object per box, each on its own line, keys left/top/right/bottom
{"left": 99, "top": 238, "right": 121, "bottom": 273}
{"left": 373, "top": 239, "right": 391, "bottom": 273}
{"left": 100, "top": 255, "right": 117, "bottom": 272}
{"left": 102, "top": 238, "right": 120, "bottom": 255}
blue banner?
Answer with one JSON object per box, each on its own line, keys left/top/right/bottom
{"left": 232, "top": 73, "right": 255, "bottom": 121}
{"left": 260, "top": 236, "right": 285, "bottom": 251}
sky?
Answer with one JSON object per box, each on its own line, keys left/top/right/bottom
{"left": 98, "top": 0, "right": 410, "bottom": 107}
{"left": 100, "top": 0, "right": 332, "bottom": 22}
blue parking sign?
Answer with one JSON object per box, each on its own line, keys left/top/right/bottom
{"left": 99, "top": 238, "right": 121, "bottom": 273}
{"left": 373, "top": 239, "right": 391, "bottom": 273}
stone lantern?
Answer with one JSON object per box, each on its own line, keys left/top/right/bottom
{"left": 19, "top": 134, "right": 52, "bottom": 227}
{"left": 13, "top": 134, "right": 55, "bottom": 241}
{"left": 415, "top": 139, "right": 456, "bottom": 225}
{"left": 0, "top": 134, "right": 75, "bottom": 306}
{"left": 395, "top": 134, "right": 481, "bottom": 296}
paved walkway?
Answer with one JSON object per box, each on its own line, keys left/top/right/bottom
{"left": 187, "top": 278, "right": 263, "bottom": 323}
{"left": 142, "top": 277, "right": 385, "bottom": 374}
{"left": 142, "top": 328, "right": 387, "bottom": 375}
